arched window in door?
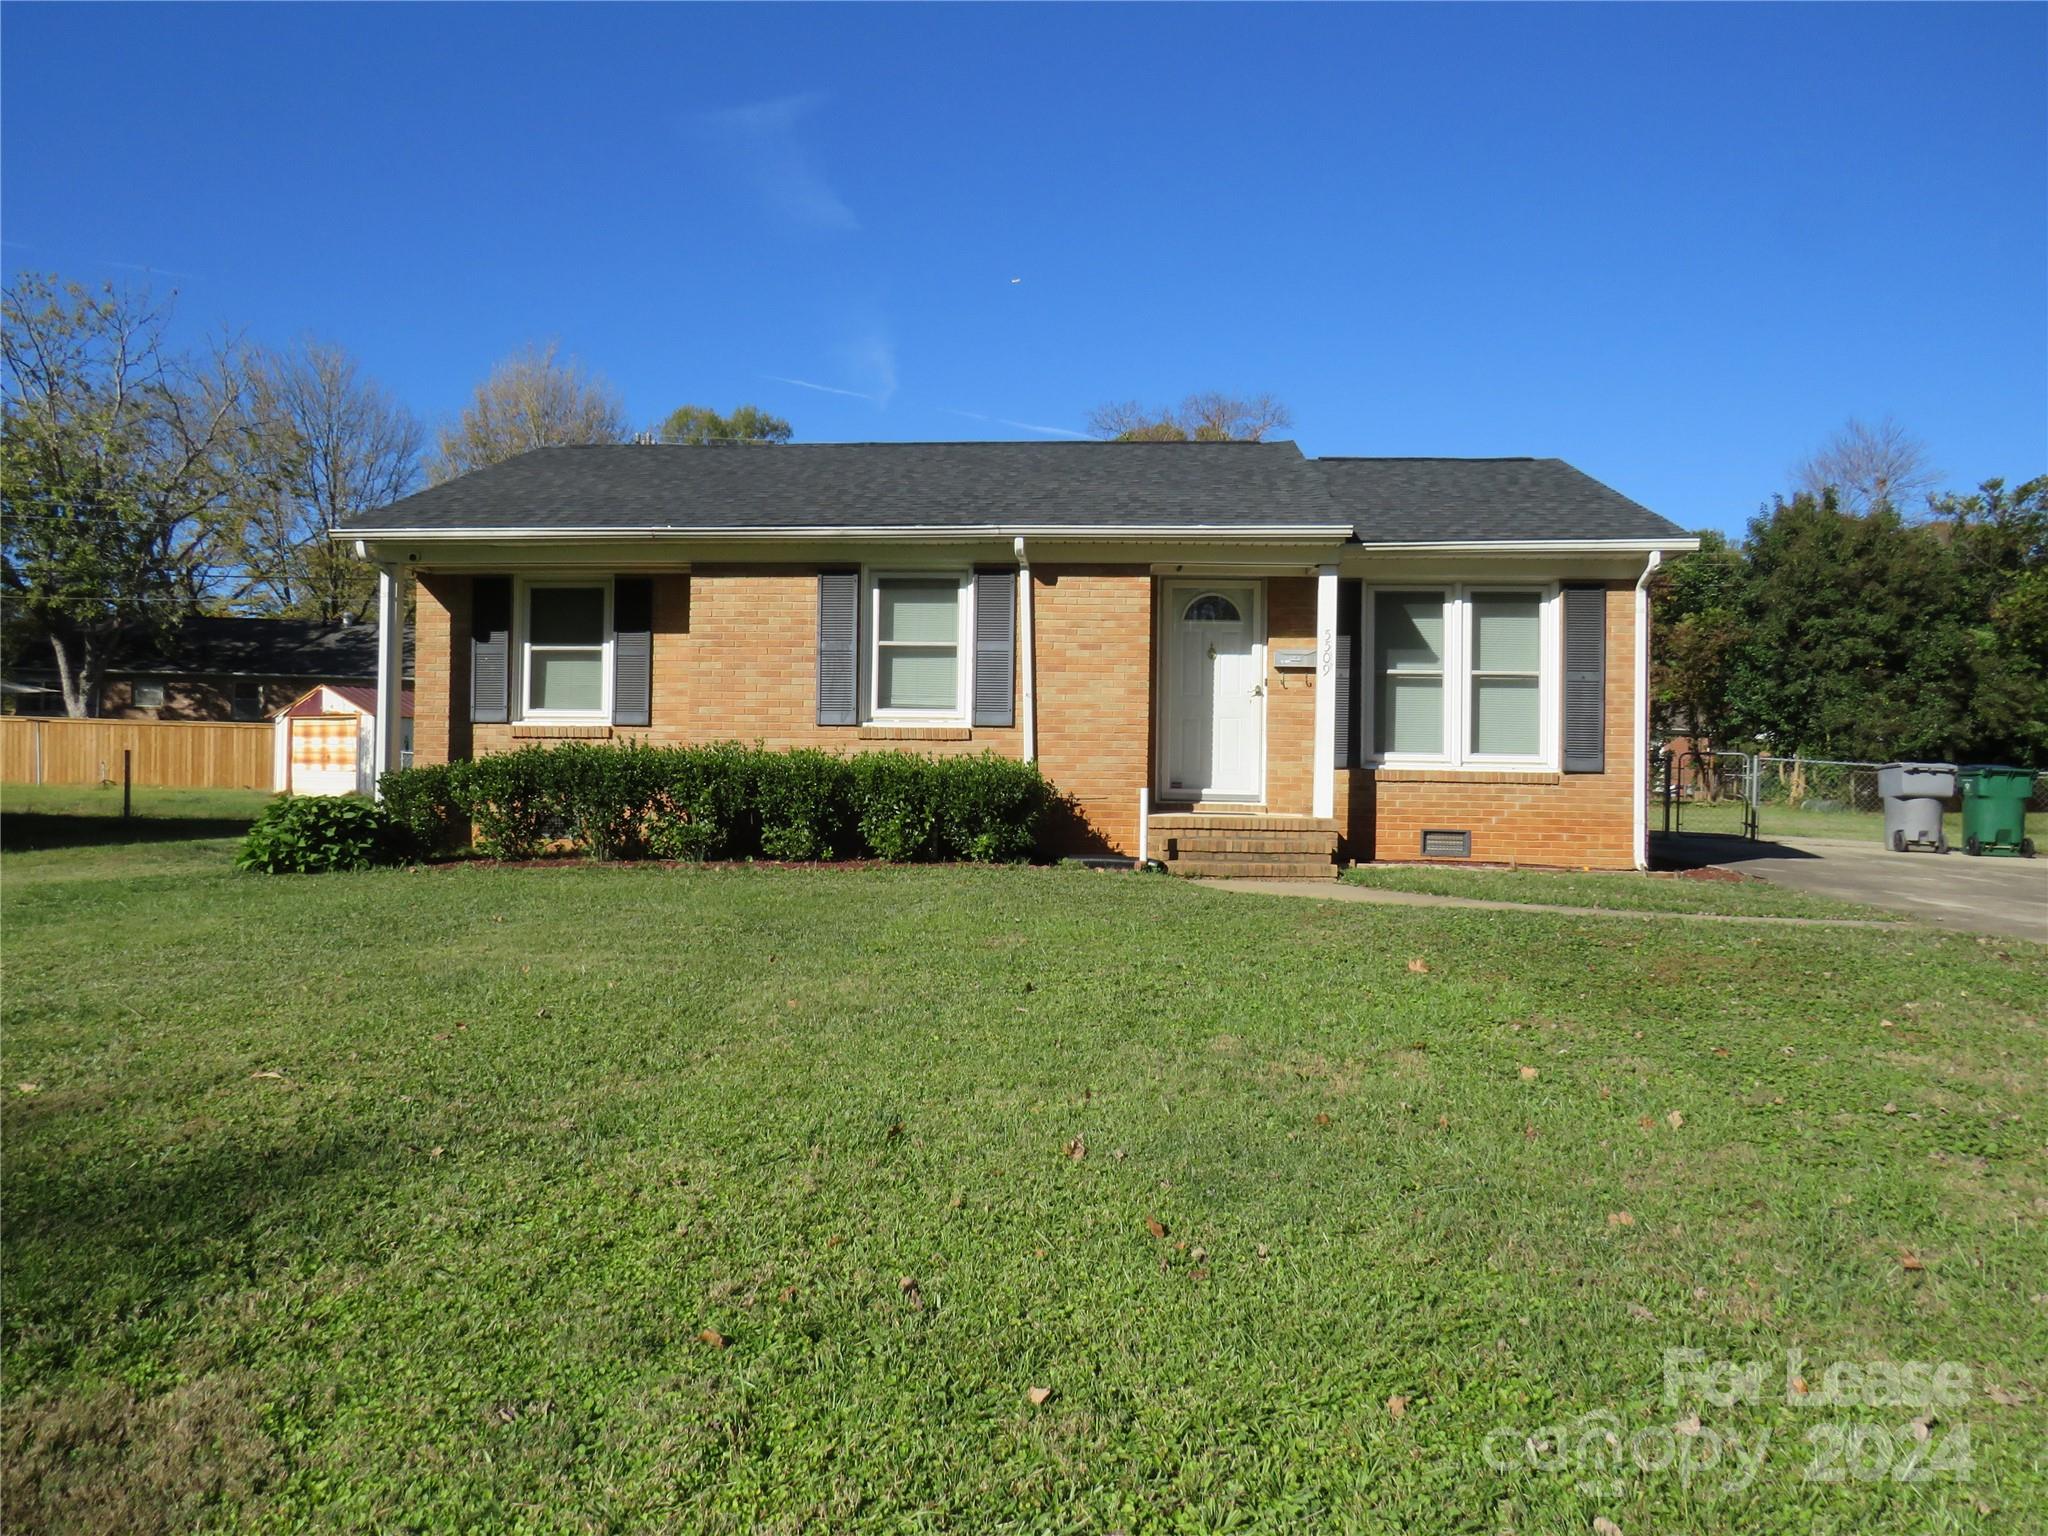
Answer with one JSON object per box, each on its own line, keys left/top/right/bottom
{"left": 1181, "top": 592, "right": 1243, "bottom": 624}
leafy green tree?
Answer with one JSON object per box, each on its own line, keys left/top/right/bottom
{"left": 1, "top": 276, "right": 247, "bottom": 715}
{"left": 1727, "top": 492, "right": 1974, "bottom": 761}
{"left": 1649, "top": 529, "right": 1746, "bottom": 749}
{"left": 654, "top": 403, "right": 792, "bottom": 445}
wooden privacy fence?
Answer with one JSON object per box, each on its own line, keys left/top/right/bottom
{"left": 2, "top": 717, "right": 275, "bottom": 791}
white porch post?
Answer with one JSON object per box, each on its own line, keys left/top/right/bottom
{"left": 1312, "top": 562, "right": 1338, "bottom": 821}
{"left": 372, "top": 563, "right": 405, "bottom": 799}
{"left": 1631, "top": 551, "right": 1662, "bottom": 869}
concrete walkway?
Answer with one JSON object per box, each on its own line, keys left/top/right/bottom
{"left": 1657, "top": 833, "right": 2048, "bottom": 943}
{"left": 1195, "top": 877, "right": 1899, "bottom": 928}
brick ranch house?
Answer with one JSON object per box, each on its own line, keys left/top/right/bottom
{"left": 339, "top": 442, "right": 1697, "bottom": 873}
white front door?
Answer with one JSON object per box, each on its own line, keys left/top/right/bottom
{"left": 1162, "top": 582, "right": 1264, "bottom": 800}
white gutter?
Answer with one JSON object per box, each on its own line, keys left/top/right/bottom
{"left": 341, "top": 523, "right": 1355, "bottom": 544}
{"left": 1631, "top": 550, "right": 1663, "bottom": 870}
{"left": 1357, "top": 537, "right": 1701, "bottom": 555}
{"left": 1013, "top": 535, "right": 1036, "bottom": 762}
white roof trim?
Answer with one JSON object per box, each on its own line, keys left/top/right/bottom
{"left": 344, "top": 523, "right": 1356, "bottom": 543}
{"left": 1354, "top": 537, "right": 1701, "bottom": 554}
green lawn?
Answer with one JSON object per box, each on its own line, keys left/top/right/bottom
{"left": 4, "top": 827, "right": 2044, "bottom": 1533}
{"left": 1675, "top": 799, "right": 1971, "bottom": 847}
{"left": 1, "top": 782, "right": 278, "bottom": 857}
{"left": 1341, "top": 862, "right": 1896, "bottom": 920}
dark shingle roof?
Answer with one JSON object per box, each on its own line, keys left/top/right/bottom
{"left": 1314, "top": 457, "right": 1688, "bottom": 543}
{"left": 342, "top": 441, "right": 1345, "bottom": 534}
{"left": 338, "top": 441, "right": 1689, "bottom": 545}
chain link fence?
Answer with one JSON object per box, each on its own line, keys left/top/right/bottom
{"left": 1654, "top": 749, "right": 2046, "bottom": 844}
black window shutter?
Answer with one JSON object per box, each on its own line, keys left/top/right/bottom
{"left": 972, "top": 567, "right": 1015, "bottom": 727}
{"left": 816, "top": 570, "right": 859, "bottom": 726}
{"left": 1334, "top": 577, "right": 1361, "bottom": 769}
{"left": 471, "top": 576, "right": 511, "bottom": 724}
{"left": 1561, "top": 584, "right": 1606, "bottom": 773}
{"left": 612, "top": 577, "right": 653, "bottom": 727}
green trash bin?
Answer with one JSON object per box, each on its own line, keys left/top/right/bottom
{"left": 1958, "top": 765, "right": 2037, "bottom": 858}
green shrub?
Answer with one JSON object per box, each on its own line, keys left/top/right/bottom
{"left": 237, "top": 795, "right": 405, "bottom": 874}
{"left": 752, "top": 748, "right": 854, "bottom": 861}
{"left": 460, "top": 749, "right": 569, "bottom": 859}
{"left": 372, "top": 743, "right": 1053, "bottom": 865}
{"left": 378, "top": 761, "right": 466, "bottom": 858}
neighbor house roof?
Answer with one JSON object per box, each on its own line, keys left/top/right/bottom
{"left": 1314, "top": 457, "right": 1685, "bottom": 545}
{"left": 113, "top": 616, "right": 412, "bottom": 680}
{"left": 337, "top": 441, "right": 1692, "bottom": 546}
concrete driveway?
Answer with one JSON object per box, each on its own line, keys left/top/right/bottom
{"left": 1657, "top": 833, "right": 2048, "bottom": 943}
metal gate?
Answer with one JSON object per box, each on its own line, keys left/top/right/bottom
{"left": 1654, "top": 748, "right": 1758, "bottom": 840}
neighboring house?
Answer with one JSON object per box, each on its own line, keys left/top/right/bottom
{"left": 338, "top": 442, "right": 1697, "bottom": 871}
{"left": 273, "top": 683, "right": 416, "bottom": 796}
{"left": 5, "top": 616, "right": 410, "bottom": 722}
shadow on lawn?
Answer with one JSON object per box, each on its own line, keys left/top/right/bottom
{"left": 0, "top": 812, "right": 257, "bottom": 852}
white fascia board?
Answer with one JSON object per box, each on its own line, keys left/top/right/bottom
{"left": 1353, "top": 537, "right": 1701, "bottom": 555}
{"left": 343, "top": 523, "right": 1354, "bottom": 544}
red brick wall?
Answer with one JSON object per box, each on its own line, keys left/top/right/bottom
{"left": 1262, "top": 576, "right": 1318, "bottom": 815}
{"left": 410, "top": 567, "right": 1641, "bottom": 865}
{"left": 1340, "top": 582, "right": 1638, "bottom": 870}
{"left": 1032, "top": 566, "right": 1154, "bottom": 854}
{"left": 412, "top": 564, "right": 1152, "bottom": 854}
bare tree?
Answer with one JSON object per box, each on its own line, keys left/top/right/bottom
{"left": 2, "top": 275, "right": 247, "bottom": 715}
{"left": 1086, "top": 392, "right": 1293, "bottom": 442}
{"left": 238, "top": 340, "right": 422, "bottom": 621}
{"left": 1793, "top": 415, "right": 1936, "bottom": 515}
{"left": 430, "top": 341, "right": 628, "bottom": 482}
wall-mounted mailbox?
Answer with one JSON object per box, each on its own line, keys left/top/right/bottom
{"left": 1272, "top": 648, "right": 1317, "bottom": 671}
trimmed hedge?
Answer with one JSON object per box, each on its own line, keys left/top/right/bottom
{"left": 376, "top": 743, "right": 1054, "bottom": 864}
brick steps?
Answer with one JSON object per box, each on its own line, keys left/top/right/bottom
{"left": 1150, "top": 812, "right": 1339, "bottom": 881}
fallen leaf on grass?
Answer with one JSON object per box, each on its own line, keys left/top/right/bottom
{"left": 14, "top": 1082, "right": 39, "bottom": 1094}
{"left": 1594, "top": 1518, "right": 1624, "bottom": 1536}
{"left": 1518, "top": 1066, "right": 1539, "bottom": 1081}
{"left": 1626, "top": 1302, "right": 1656, "bottom": 1322}
{"left": 1145, "top": 1217, "right": 1168, "bottom": 1240}
{"left": 1026, "top": 1386, "right": 1053, "bottom": 1406}
{"left": 699, "top": 1327, "right": 730, "bottom": 1349}
{"left": 1523, "top": 1123, "right": 1539, "bottom": 1141}
{"left": 1674, "top": 1413, "right": 1701, "bottom": 1437}
{"left": 1900, "top": 1252, "right": 1925, "bottom": 1272}
{"left": 1607, "top": 1211, "right": 1635, "bottom": 1227}
{"left": 1386, "top": 1394, "right": 1409, "bottom": 1420}
{"left": 1882, "top": 1102, "right": 1899, "bottom": 1115}
{"left": 1665, "top": 1111, "right": 1685, "bottom": 1130}
{"left": 1407, "top": 957, "right": 1430, "bottom": 974}
{"left": 1638, "top": 1115, "right": 1656, "bottom": 1130}
{"left": 249, "top": 1070, "right": 286, "bottom": 1081}
{"left": 1314, "top": 1112, "right": 1332, "bottom": 1127}
{"left": 1063, "top": 1133, "right": 1087, "bottom": 1161}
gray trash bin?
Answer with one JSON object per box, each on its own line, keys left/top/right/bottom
{"left": 1878, "top": 762, "right": 1955, "bottom": 853}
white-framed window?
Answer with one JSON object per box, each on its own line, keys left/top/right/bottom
{"left": 866, "top": 570, "right": 973, "bottom": 720}
{"left": 1367, "top": 584, "right": 1557, "bottom": 769}
{"left": 133, "top": 682, "right": 166, "bottom": 710}
{"left": 519, "top": 578, "right": 612, "bottom": 720}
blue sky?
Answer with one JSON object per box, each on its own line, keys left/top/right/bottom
{"left": 4, "top": 2, "right": 2043, "bottom": 535}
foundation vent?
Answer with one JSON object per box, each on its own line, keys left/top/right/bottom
{"left": 1421, "top": 830, "right": 1472, "bottom": 859}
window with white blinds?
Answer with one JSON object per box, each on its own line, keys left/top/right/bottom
{"left": 1367, "top": 586, "right": 1556, "bottom": 768}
